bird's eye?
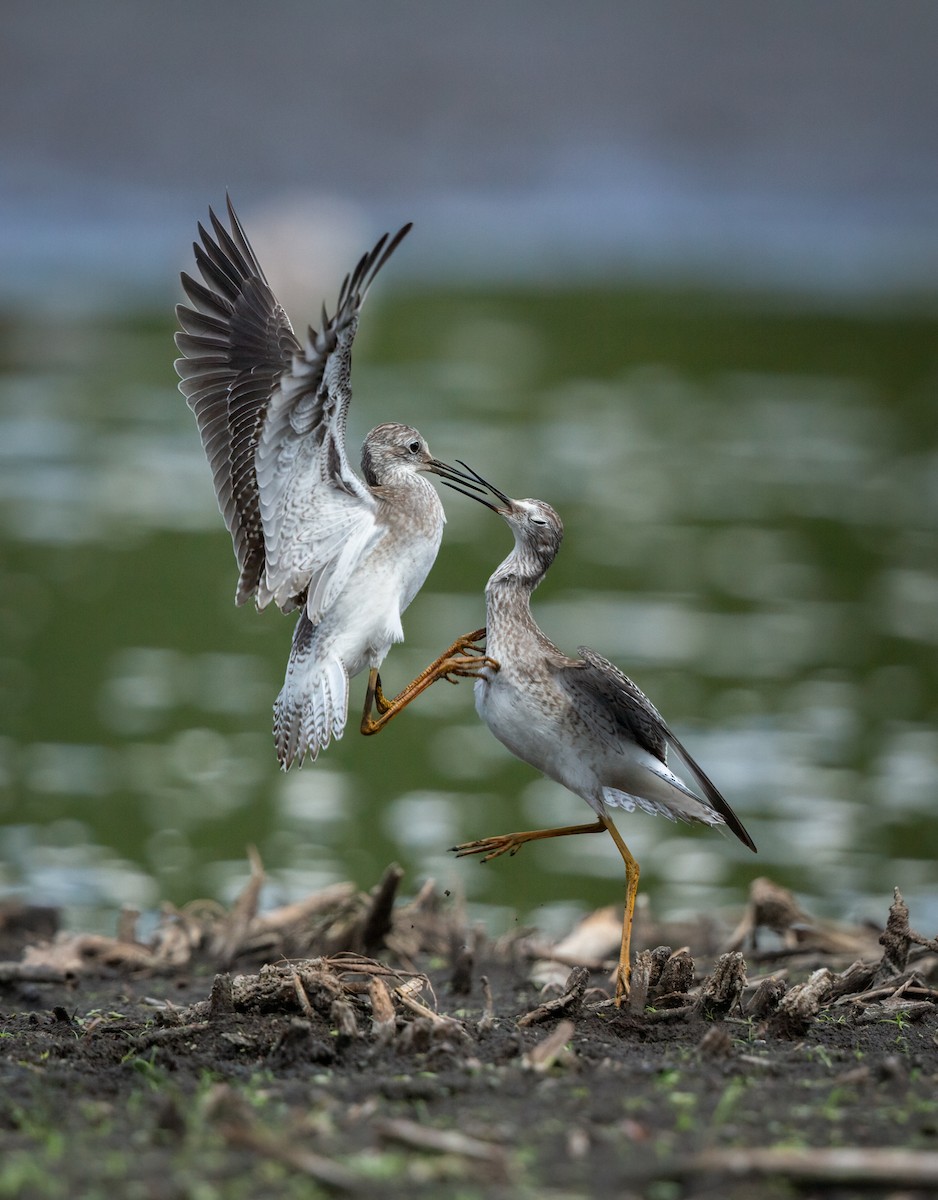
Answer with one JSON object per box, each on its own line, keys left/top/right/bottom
{"left": 408, "top": 440, "right": 421, "bottom": 454}
{"left": 531, "top": 517, "right": 548, "bottom": 526}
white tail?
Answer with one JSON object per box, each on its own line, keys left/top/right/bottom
{"left": 273, "top": 613, "right": 349, "bottom": 768}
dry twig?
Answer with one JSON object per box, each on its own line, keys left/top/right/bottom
{"left": 687, "top": 1146, "right": 938, "bottom": 1187}
{"left": 518, "top": 966, "right": 589, "bottom": 1027}
{"left": 522, "top": 1019, "right": 576, "bottom": 1071}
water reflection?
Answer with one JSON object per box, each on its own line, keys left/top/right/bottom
{"left": 1, "top": 291, "right": 937, "bottom": 933}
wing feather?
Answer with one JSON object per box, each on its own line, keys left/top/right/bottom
{"left": 175, "top": 196, "right": 301, "bottom": 604}
{"left": 175, "top": 196, "right": 412, "bottom": 619}
{"left": 253, "top": 223, "right": 413, "bottom": 618}
{"left": 556, "top": 646, "right": 756, "bottom": 850}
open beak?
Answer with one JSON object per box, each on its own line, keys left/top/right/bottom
{"left": 427, "top": 456, "right": 483, "bottom": 486}
{"left": 437, "top": 459, "right": 514, "bottom": 514}
{"left": 428, "top": 457, "right": 460, "bottom": 476}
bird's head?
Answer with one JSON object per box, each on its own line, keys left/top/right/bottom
{"left": 441, "top": 462, "right": 564, "bottom": 568}
{"left": 361, "top": 422, "right": 461, "bottom": 487}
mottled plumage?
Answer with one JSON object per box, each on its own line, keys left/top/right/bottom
{"left": 175, "top": 198, "right": 463, "bottom": 766}
{"left": 443, "top": 466, "right": 756, "bottom": 1001}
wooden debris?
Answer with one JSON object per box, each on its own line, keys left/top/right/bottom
{"left": 132, "top": 1021, "right": 212, "bottom": 1050}
{"left": 770, "top": 967, "right": 834, "bottom": 1037}
{"left": 551, "top": 905, "right": 621, "bottom": 961}
{"left": 388, "top": 877, "right": 460, "bottom": 963}
{"left": 329, "top": 998, "right": 360, "bottom": 1040}
{"left": 687, "top": 1146, "right": 938, "bottom": 1188}
{"left": 873, "top": 887, "right": 938, "bottom": 982}
{"left": 627, "top": 949, "right": 654, "bottom": 1013}
{"left": 20, "top": 932, "right": 164, "bottom": 975}
{"left": 782, "top": 967, "right": 834, "bottom": 1013}
{"left": 827, "top": 958, "right": 877, "bottom": 1000}
{"left": 4, "top": 860, "right": 375, "bottom": 979}
{"left": 210, "top": 845, "right": 265, "bottom": 967}
{"left": 518, "top": 966, "right": 589, "bottom": 1027}
{"left": 5, "top": 865, "right": 932, "bottom": 1059}
{"left": 247, "top": 882, "right": 358, "bottom": 948}
{"left": 358, "top": 863, "right": 404, "bottom": 955}
{"left": 393, "top": 979, "right": 469, "bottom": 1041}
{"left": 376, "top": 1115, "right": 511, "bottom": 1173}
{"left": 230, "top": 960, "right": 342, "bottom": 1014}
{"left": 479, "top": 975, "right": 496, "bottom": 1032}
{"left": 854, "top": 999, "right": 933, "bottom": 1024}
{"left": 655, "top": 948, "right": 694, "bottom": 999}
{"left": 368, "top": 975, "right": 396, "bottom": 1043}
{"left": 219, "top": 1117, "right": 362, "bottom": 1192}
{"left": 628, "top": 946, "right": 668, "bottom": 1013}
{"left": 642, "top": 1004, "right": 695, "bottom": 1024}
{"left": 0, "top": 960, "right": 70, "bottom": 983}
{"left": 291, "top": 967, "right": 315, "bottom": 1020}
{"left": 522, "top": 1018, "right": 576, "bottom": 1071}
{"left": 628, "top": 946, "right": 697, "bottom": 1014}
{"left": 876, "top": 887, "right": 912, "bottom": 980}
{"left": 529, "top": 905, "right": 620, "bottom": 989}
{"left": 724, "top": 876, "right": 875, "bottom": 960}
{"left": 695, "top": 952, "right": 747, "bottom": 1018}
{"left": 208, "top": 972, "right": 234, "bottom": 1019}
{"left": 150, "top": 908, "right": 208, "bottom": 966}
{"left": 745, "top": 975, "right": 787, "bottom": 1017}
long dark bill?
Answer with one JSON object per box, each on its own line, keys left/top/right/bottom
{"left": 428, "top": 456, "right": 497, "bottom": 499}
{"left": 438, "top": 459, "right": 512, "bottom": 513}
{"left": 428, "top": 457, "right": 475, "bottom": 482}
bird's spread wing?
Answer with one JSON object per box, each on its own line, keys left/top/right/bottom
{"left": 554, "top": 646, "right": 756, "bottom": 850}
{"left": 175, "top": 197, "right": 301, "bottom": 605}
{"left": 175, "top": 197, "right": 412, "bottom": 619}
{"left": 254, "top": 220, "right": 412, "bottom": 617}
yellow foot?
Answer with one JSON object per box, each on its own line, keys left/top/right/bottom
{"left": 614, "top": 962, "right": 631, "bottom": 1008}
{"left": 439, "top": 629, "right": 500, "bottom": 671}
{"left": 448, "top": 628, "right": 488, "bottom": 656}
{"left": 437, "top": 653, "right": 500, "bottom": 684}
{"left": 449, "top": 833, "right": 529, "bottom": 862}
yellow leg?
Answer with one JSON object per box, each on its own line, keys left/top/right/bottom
{"left": 598, "top": 813, "right": 640, "bottom": 1007}
{"left": 452, "top": 811, "right": 640, "bottom": 1008}
{"left": 373, "top": 675, "right": 394, "bottom": 715}
{"left": 360, "top": 629, "right": 497, "bottom": 736}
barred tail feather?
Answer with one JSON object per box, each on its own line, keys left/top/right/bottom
{"left": 601, "top": 780, "right": 725, "bottom": 829}
{"left": 273, "top": 613, "right": 349, "bottom": 768}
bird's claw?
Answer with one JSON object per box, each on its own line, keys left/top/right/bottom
{"left": 449, "top": 834, "right": 523, "bottom": 862}
{"left": 442, "top": 628, "right": 489, "bottom": 660}
{"left": 614, "top": 963, "right": 631, "bottom": 1007}
{"left": 439, "top": 653, "right": 500, "bottom": 684}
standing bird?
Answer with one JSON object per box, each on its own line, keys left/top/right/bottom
{"left": 442, "top": 465, "right": 756, "bottom": 1003}
{"left": 175, "top": 198, "right": 489, "bottom": 767}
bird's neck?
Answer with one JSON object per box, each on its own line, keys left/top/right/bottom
{"left": 484, "top": 554, "right": 545, "bottom": 653}
{"left": 487, "top": 540, "right": 549, "bottom": 593}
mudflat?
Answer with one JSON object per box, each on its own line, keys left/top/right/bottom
{"left": 1, "top": 866, "right": 936, "bottom": 1199}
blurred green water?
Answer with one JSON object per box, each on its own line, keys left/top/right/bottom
{"left": 1, "top": 285, "right": 937, "bottom": 935}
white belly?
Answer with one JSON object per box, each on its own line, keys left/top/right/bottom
{"left": 320, "top": 527, "right": 441, "bottom": 678}
{"left": 474, "top": 665, "right": 692, "bottom": 822}
{"left": 474, "top": 670, "right": 599, "bottom": 805}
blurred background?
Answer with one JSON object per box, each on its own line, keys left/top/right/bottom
{"left": 2, "top": 1, "right": 937, "bottom": 939}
